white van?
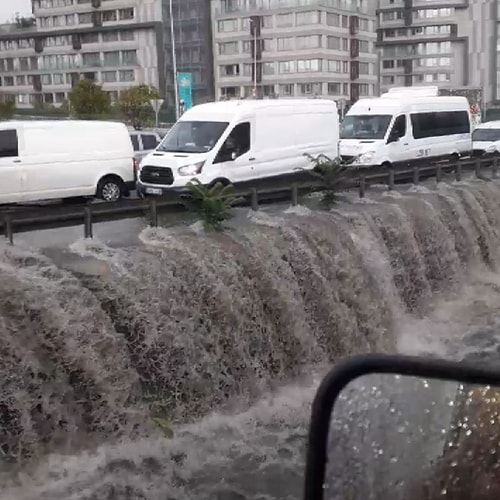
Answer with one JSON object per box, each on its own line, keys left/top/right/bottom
{"left": 0, "top": 120, "right": 135, "bottom": 204}
{"left": 136, "top": 99, "right": 339, "bottom": 196}
{"left": 472, "top": 121, "right": 500, "bottom": 156}
{"left": 339, "top": 91, "right": 472, "bottom": 167}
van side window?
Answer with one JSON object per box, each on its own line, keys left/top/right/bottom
{"left": 130, "top": 134, "right": 140, "bottom": 151}
{"left": 411, "top": 111, "right": 470, "bottom": 139}
{"left": 141, "top": 134, "right": 159, "bottom": 150}
{"left": 214, "top": 122, "right": 251, "bottom": 163}
{"left": 391, "top": 115, "right": 406, "bottom": 138}
{"left": 0, "top": 130, "right": 18, "bottom": 158}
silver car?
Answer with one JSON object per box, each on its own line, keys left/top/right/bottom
{"left": 129, "top": 130, "right": 163, "bottom": 162}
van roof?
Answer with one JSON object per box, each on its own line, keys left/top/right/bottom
{"left": 0, "top": 120, "right": 126, "bottom": 130}
{"left": 348, "top": 95, "right": 469, "bottom": 115}
{"left": 180, "top": 99, "right": 337, "bottom": 121}
{"left": 475, "top": 120, "right": 500, "bottom": 129}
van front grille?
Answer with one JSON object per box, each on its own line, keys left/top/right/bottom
{"left": 140, "top": 166, "right": 174, "bottom": 185}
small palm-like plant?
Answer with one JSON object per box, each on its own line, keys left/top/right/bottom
{"left": 184, "top": 179, "right": 243, "bottom": 231}
{"left": 302, "top": 153, "right": 350, "bottom": 207}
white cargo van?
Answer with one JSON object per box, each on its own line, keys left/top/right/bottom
{"left": 339, "top": 89, "right": 472, "bottom": 167}
{"left": 472, "top": 121, "right": 500, "bottom": 156}
{"left": 136, "top": 99, "right": 339, "bottom": 195}
{"left": 0, "top": 120, "right": 135, "bottom": 204}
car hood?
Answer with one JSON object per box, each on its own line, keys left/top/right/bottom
{"left": 339, "top": 139, "right": 383, "bottom": 157}
{"left": 140, "top": 151, "right": 208, "bottom": 169}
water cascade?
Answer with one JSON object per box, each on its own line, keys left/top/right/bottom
{"left": 2, "top": 178, "right": 500, "bottom": 499}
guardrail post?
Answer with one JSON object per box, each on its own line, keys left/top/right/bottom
{"left": 359, "top": 175, "right": 366, "bottom": 198}
{"left": 250, "top": 188, "right": 259, "bottom": 211}
{"left": 149, "top": 198, "right": 158, "bottom": 227}
{"left": 4, "top": 215, "right": 13, "bottom": 245}
{"left": 84, "top": 206, "right": 93, "bottom": 239}
{"left": 388, "top": 169, "right": 395, "bottom": 190}
{"left": 436, "top": 164, "right": 442, "bottom": 184}
{"left": 475, "top": 158, "right": 481, "bottom": 178}
{"left": 291, "top": 183, "right": 299, "bottom": 206}
{"left": 455, "top": 162, "right": 462, "bottom": 182}
{"left": 412, "top": 167, "right": 419, "bottom": 184}
{"left": 493, "top": 158, "right": 498, "bottom": 179}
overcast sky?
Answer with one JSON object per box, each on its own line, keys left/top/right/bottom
{"left": 0, "top": 0, "right": 32, "bottom": 22}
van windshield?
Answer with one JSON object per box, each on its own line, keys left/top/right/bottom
{"left": 341, "top": 114, "right": 393, "bottom": 140}
{"left": 472, "top": 128, "right": 500, "bottom": 142}
{"left": 157, "top": 121, "right": 229, "bottom": 153}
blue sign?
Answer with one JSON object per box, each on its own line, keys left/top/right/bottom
{"left": 177, "top": 72, "right": 193, "bottom": 112}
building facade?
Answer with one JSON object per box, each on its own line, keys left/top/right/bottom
{"left": 377, "top": 0, "right": 497, "bottom": 110}
{"left": 0, "top": 0, "right": 164, "bottom": 109}
{"left": 162, "top": 0, "right": 215, "bottom": 109}
{"left": 210, "top": 0, "right": 378, "bottom": 106}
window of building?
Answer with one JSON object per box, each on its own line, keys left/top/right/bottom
{"left": 121, "top": 50, "right": 137, "bottom": 65}
{"left": 119, "top": 8, "right": 134, "bottom": 20}
{"left": 296, "top": 35, "right": 321, "bottom": 50}
{"left": 102, "top": 10, "right": 118, "bottom": 22}
{"left": 16, "top": 75, "right": 26, "bottom": 86}
{"left": 219, "top": 41, "right": 238, "bottom": 55}
{"left": 103, "top": 31, "right": 119, "bottom": 42}
{"left": 296, "top": 11, "right": 320, "bottom": 26}
{"left": 276, "top": 13, "right": 293, "bottom": 27}
{"left": 119, "top": 69, "right": 134, "bottom": 82}
{"left": 327, "top": 82, "right": 341, "bottom": 95}
{"left": 82, "top": 52, "right": 100, "bottom": 67}
{"left": 78, "top": 13, "right": 92, "bottom": 24}
{"left": 277, "top": 37, "right": 294, "bottom": 51}
{"left": 103, "top": 51, "right": 120, "bottom": 65}
{"left": 102, "top": 70, "right": 117, "bottom": 82}
{"left": 297, "top": 59, "right": 321, "bottom": 72}
{"left": 81, "top": 32, "right": 99, "bottom": 44}
{"left": 120, "top": 30, "right": 135, "bottom": 41}
{"left": 279, "top": 83, "right": 294, "bottom": 96}
{"left": 298, "top": 83, "right": 322, "bottom": 95}
{"left": 218, "top": 19, "right": 238, "bottom": 32}
{"left": 220, "top": 64, "right": 240, "bottom": 76}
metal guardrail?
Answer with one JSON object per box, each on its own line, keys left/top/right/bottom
{"left": 0, "top": 156, "right": 497, "bottom": 245}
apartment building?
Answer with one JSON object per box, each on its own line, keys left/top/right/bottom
{"left": 0, "top": 0, "right": 164, "bottom": 109}
{"left": 162, "top": 0, "right": 215, "bottom": 108}
{"left": 377, "top": 0, "right": 497, "bottom": 109}
{"left": 210, "top": 0, "right": 378, "bottom": 106}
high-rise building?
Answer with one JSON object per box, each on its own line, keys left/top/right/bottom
{"left": 162, "top": 0, "right": 215, "bottom": 109}
{"left": 0, "top": 0, "right": 164, "bottom": 109}
{"left": 210, "top": 0, "right": 378, "bottom": 106}
{"left": 377, "top": 0, "right": 497, "bottom": 110}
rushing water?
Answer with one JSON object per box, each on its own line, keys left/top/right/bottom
{"left": 2, "top": 177, "right": 500, "bottom": 499}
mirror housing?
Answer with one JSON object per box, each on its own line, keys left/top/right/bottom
{"left": 303, "top": 354, "right": 500, "bottom": 500}
{"left": 387, "top": 134, "right": 399, "bottom": 145}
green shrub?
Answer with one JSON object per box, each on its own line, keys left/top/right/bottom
{"left": 184, "top": 179, "right": 243, "bottom": 231}
{"left": 303, "top": 153, "right": 350, "bottom": 208}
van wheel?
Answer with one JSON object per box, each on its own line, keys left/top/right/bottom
{"left": 208, "top": 178, "right": 231, "bottom": 189}
{"left": 97, "top": 176, "right": 124, "bottom": 202}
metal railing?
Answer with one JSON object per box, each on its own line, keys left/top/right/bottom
{"left": 1, "top": 155, "right": 497, "bottom": 245}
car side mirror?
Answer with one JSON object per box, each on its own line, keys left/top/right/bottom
{"left": 387, "top": 134, "right": 400, "bottom": 145}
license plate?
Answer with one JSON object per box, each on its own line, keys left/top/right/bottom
{"left": 145, "top": 187, "right": 162, "bottom": 195}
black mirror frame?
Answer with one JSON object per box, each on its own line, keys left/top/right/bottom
{"left": 303, "top": 353, "right": 500, "bottom": 500}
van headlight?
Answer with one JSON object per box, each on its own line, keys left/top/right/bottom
{"left": 357, "top": 151, "right": 376, "bottom": 164}
{"left": 178, "top": 161, "right": 205, "bottom": 176}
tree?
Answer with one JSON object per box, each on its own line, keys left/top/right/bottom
{"left": 68, "top": 79, "right": 110, "bottom": 119}
{"left": 118, "top": 84, "right": 161, "bottom": 130}
{"left": 0, "top": 95, "right": 16, "bottom": 121}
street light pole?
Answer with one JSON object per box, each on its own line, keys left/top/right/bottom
{"left": 250, "top": 17, "right": 257, "bottom": 98}
{"left": 169, "top": 0, "right": 179, "bottom": 120}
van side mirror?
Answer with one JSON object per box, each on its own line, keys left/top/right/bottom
{"left": 387, "top": 134, "right": 400, "bottom": 145}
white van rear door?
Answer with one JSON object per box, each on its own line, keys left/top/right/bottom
{"left": 0, "top": 129, "right": 25, "bottom": 203}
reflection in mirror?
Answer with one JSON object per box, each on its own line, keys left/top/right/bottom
{"left": 324, "top": 374, "right": 500, "bottom": 499}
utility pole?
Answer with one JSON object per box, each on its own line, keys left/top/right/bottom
{"left": 169, "top": 0, "right": 179, "bottom": 120}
